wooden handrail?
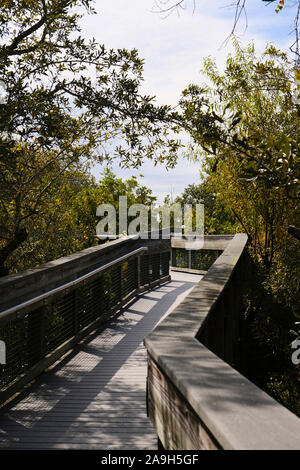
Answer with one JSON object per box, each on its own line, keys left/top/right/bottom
{"left": 144, "top": 233, "right": 300, "bottom": 450}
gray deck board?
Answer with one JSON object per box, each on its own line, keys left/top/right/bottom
{"left": 0, "top": 272, "right": 200, "bottom": 450}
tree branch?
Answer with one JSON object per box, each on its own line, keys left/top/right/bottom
{"left": 3, "top": 0, "right": 48, "bottom": 57}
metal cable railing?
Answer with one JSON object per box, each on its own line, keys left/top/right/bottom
{"left": 171, "top": 247, "right": 222, "bottom": 272}
{"left": 0, "top": 245, "right": 170, "bottom": 404}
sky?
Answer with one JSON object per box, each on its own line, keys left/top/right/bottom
{"left": 79, "top": 0, "right": 296, "bottom": 203}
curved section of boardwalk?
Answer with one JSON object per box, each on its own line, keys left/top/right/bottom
{"left": 0, "top": 272, "right": 200, "bottom": 450}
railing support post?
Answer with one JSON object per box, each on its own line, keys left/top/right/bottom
{"left": 119, "top": 264, "right": 123, "bottom": 304}
{"left": 74, "top": 290, "right": 79, "bottom": 336}
{"left": 171, "top": 248, "right": 176, "bottom": 267}
{"left": 137, "top": 255, "right": 141, "bottom": 291}
{"left": 28, "top": 307, "right": 46, "bottom": 365}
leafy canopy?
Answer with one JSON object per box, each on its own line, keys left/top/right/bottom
{"left": 179, "top": 42, "right": 299, "bottom": 269}
{"left": 0, "top": 0, "right": 180, "bottom": 274}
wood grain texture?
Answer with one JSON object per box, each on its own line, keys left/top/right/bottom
{"left": 147, "top": 356, "right": 220, "bottom": 450}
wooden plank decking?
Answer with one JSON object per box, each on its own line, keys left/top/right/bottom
{"left": 0, "top": 272, "right": 200, "bottom": 450}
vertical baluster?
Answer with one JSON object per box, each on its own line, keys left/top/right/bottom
{"left": 136, "top": 255, "right": 141, "bottom": 292}
{"left": 98, "top": 275, "right": 103, "bottom": 320}
{"left": 119, "top": 263, "right": 123, "bottom": 304}
{"left": 74, "top": 289, "right": 79, "bottom": 337}
{"left": 171, "top": 248, "right": 176, "bottom": 268}
{"left": 28, "top": 306, "right": 45, "bottom": 366}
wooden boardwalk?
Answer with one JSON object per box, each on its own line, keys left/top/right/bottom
{"left": 0, "top": 272, "right": 200, "bottom": 450}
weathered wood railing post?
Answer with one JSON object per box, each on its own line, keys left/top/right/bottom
{"left": 73, "top": 289, "right": 79, "bottom": 338}
{"left": 136, "top": 255, "right": 141, "bottom": 292}
{"left": 28, "top": 307, "right": 46, "bottom": 365}
{"left": 171, "top": 248, "right": 176, "bottom": 268}
{"left": 118, "top": 264, "right": 123, "bottom": 305}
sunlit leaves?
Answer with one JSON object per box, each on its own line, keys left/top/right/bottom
{"left": 275, "top": 0, "right": 285, "bottom": 13}
{"left": 179, "top": 42, "right": 299, "bottom": 271}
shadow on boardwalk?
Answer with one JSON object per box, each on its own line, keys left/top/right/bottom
{"left": 0, "top": 273, "right": 199, "bottom": 450}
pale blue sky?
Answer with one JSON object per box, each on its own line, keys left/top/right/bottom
{"left": 80, "top": 0, "right": 295, "bottom": 202}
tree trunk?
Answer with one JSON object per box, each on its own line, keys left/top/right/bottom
{"left": 0, "top": 228, "right": 28, "bottom": 276}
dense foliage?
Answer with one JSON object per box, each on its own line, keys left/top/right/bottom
{"left": 0, "top": 0, "right": 179, "bottom": 274}
{"left": 178, "top": 42, "right": 300, "bottom": 415}
{"left": 0, "top": 166, "right": 156, "bottom": 273}
{"left": 172, "top": 178, "right": 238, "bottom": 234}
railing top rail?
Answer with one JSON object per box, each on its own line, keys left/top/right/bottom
{"left": 0, "top": 235, "right": 140, "bottom": 287}
{"left": 0, "top": 233, "right": 171, "bottom": 314}
{"left": 171, "top": 234, "right": 234, "bottom": 251}
{"left": 0, "top": 246, "right": 148, "bottom": 321}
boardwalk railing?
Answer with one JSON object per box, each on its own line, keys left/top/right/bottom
{"left": 171, "top": 235, "right": 232, "bottom": 274}
{"left": 145, "top": 233, "right": 300, "bottom": 450}
{"left": 0, "top": 236, "right": 170, "bottom": 406}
